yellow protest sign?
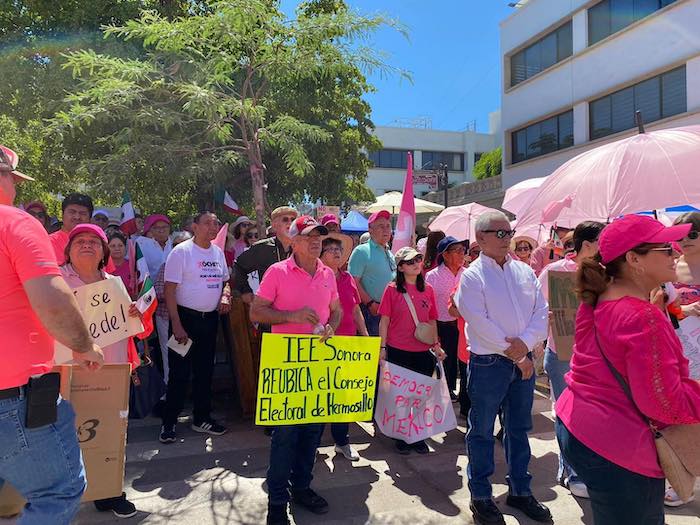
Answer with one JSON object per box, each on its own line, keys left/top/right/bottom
{"left": 256, "top": 333, "right": 381, "bottom": 425}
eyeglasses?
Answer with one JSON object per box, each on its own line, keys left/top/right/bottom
{"left": 641, "top": 245, "right": 674, "bottom": 257}
{"left": 321, "top": 246, "right": 342, "bottom": 255}
{"left": 280, "top": 216, "right": 294, "bottom": 223}
{"left": 515, "top": 246, "right": 531, "bottom": 252}
{"left": 482, "top": 229, "right": 516, "bottom": 239}
{"left": 685, "top": 230, "right": 700, "bottom": 240}
{"left": 446, "top": 246, "right": 466, "bottom": 254}
{"left": 400, "top": 255, "right": 423, "bottom": 266}
{"left": 246, "top": 232, "right": 259, "bottom": 239}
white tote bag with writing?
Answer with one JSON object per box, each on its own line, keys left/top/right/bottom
{"left": 374, "top": 360, "right": 457, "bottom": 444}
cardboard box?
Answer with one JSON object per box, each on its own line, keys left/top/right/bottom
{"left": 547, "top": 271, "right": 579, "bottom": 361}
{"left": 0, "top": 364, "right": 131, "bottom": 514}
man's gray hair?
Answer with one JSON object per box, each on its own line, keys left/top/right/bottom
{"left": 172, "top": 230, "right": 192, "bottom": 245}
{"left": 474, "top": 211, "right": 510, "bottom": 233}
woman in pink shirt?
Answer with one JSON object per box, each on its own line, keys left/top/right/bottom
{"left": 378, "top": 246, "right": 445, "bottom": 455}
{"left": 556, "top": 215, "right": 700, "bottom": 525}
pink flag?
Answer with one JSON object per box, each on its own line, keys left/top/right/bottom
{"left": 213, "top": 223, "right": 229, "bottom": 252}
{"left": 392, "top": 152, "right": 416, "bottom": 253}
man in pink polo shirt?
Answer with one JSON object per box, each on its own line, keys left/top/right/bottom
{"left": 251, "top": 215, "right": 341, "bottom": 525}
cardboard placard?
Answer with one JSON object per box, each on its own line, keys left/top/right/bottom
{"left": 56, "top": 280, "right": 143, "bottom": 364}
{"left": 0, "top": 364, "right": 131, "bottom": 514}
{"left": 548, "top": 271, "right": 579, "bottom": 361}
{"left": 255, "top": 334, "right": 380, "bottom": 425}
{"left": 676, "top": 316, "right": 700, "bottom": 380}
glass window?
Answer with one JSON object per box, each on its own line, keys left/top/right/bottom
{"left": 370, "top": 149, "right": 411, "bottom": 169}
{"left": 662, "top": 67, "right": 686, "bottom": 117}
{"left": 474, "top": 152, "right": 484, "bottom": 165}
{"left": 589, "top": 0, "right": 677, "bottom": 45}
{"left": 511, "top": 110, "right": 574, "bottom": 164}
{"left": 510, "top": 21, "right": 572, "bottom": 87}
{"left": 634, "top": 77, "right": 661, "bottom": 123}
{"left": 422, "top": 151, "right": 464, "bottom": 172}
{"left": 589, "top": 66, "right": 686, "bottom": 140}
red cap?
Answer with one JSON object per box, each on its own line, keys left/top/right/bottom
{"left": 0, "top": 145, "right": 33, "bottom": 181}
{"left": 368, "top": 210, "right": 391, "bottom": 224}
{"left": 68, "top": 223, "right": 109, "bottom": 244}
{"left": 288, "top": 216, "right": 328, "bottom": 238}
{"left": 320, "top": 213, "right": 339, "bottom": 227}
{"left": 599, "top": 215, "right": 691, "bottom": 264}
{"left": 25, "top": 200, "right": 47, "bottom": 213}
{"left": 143, "top": 214, "right": 171, "bottom": 235}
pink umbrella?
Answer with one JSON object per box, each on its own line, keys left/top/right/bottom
{"left": 517, "top": 125, "right": 700, "bottom": 227}
{"left": 502, "top": 176, "right": 547, "bottom": 217}
{"left": 429, "top": 202, "right": 499, "bottom": 242}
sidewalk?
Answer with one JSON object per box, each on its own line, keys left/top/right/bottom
{"left": 60, "top": 393, "right": 699, "bottom": 524}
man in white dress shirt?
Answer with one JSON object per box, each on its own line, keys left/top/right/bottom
{"left": 455, "top": 211, "right": 551, "bottom": 525}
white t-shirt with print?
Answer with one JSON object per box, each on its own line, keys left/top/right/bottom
{"left": 164, "top": 239, "right": 230, "bottom": 313}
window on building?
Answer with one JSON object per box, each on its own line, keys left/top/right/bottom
{"left": 589, "top": 66, "right": 686, "bottom": 140}
{"left": 588, "top": 0, "right": 677, "bottom": 46}
{"left": 367, "top": 149, "right": 412, "bottom": 169}
{"left": 474, "top": 152, "right": 484, "bottom": 165}
{"left": 511, "top": 110, "right": 574, "bottom": 164}
{"left": 510, "top": 21, "right": 573, "bottom": 87}
{"left": 422, "top": 151, "right": 465, "bottom": 172}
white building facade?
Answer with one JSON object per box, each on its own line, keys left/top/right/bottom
{"left": 366, "top": 124, "right": 500, "bottom": 196}
{"left": 500, "top": 0, "right": 700, "bottom": 189}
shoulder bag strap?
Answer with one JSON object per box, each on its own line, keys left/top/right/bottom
{"left": 402, "top": 292, "right": 421, "bottom": 328}
{"left": 592, "top": 310, "right": 657, "bottom": 433}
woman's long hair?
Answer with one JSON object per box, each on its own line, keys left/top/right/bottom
{"left": 424, "top": 230, "right": 445, "bottom": 271}
{"left": 396, "top": 265, "right": 426, "bottom": 293}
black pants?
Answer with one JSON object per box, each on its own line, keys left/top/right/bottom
{"left": 458, "top": 360, "right": 471, "bottom": 416}
{"left": 437, "top": 320, "right": 459, "bottom": 392}
{"left": 162, "top": 306, "right": 219, "bottom": 427}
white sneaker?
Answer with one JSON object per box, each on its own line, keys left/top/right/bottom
{"left": 664, "top": 487, "right": 695, "bottom": 507}
{"left": 568, "top": 480, "right": 590, "bottom": 499}
{"left": 335, "top": 444, "right": 360, "bottom": 461}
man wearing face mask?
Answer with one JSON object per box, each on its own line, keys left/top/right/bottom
{"left": 233, "top": 206, "right": 298, "bottom": 303}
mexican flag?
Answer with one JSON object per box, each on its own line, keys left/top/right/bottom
{"left": 219, "top": 189, "right": 242, "bottom": 215}
{"left": 120, "top": 191, "right": 137, "bottom": 235}
{"left": 133, "top": 242, "right": 157, "bottom": 338}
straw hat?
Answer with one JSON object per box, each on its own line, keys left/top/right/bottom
{"left": 322, "top": 232, "right": 354, "bottom": 267}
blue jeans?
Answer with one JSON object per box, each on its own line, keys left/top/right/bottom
{"left": 360, "top": 303, "right": 380, "bottom": 337}
{"left": 543, "top": 348, "right": 578, "bottom": 484}
{"left": 556, "top": 419, "right": 664, "bottom": 525}
{"left": 0, "top": 394, "right": 86, "bottom": 525}
{"left": 266, "top": 424, "right": 324, "bottom": 505}
{"left": 466, "top": 353, "right": 535, "bottom": 500}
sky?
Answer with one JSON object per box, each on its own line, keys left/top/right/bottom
{"left": 283, "top": 0, "right": 518, "bottom": 133}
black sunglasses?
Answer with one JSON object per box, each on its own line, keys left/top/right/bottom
{"left": 482, "top": 229, "right": 516, "bottom": 239}
{"left": 400, "top": 255, "right": 423, "bottom": 266}
{"left": 686, "top": 230, "right": 699, "bottom": 240}
{"left": 638, "top": 245, "right": 674, "bottom": 257}
{"left": 246, "top": 232, "right": 258, "bottom": 239}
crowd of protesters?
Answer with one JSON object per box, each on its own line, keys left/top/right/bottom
{"left": 2, "top": 140, "right": 700, "bottom": 525}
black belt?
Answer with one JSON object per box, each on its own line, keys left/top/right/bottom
{"left": 0, "top": 386, "right": 23, "bottom": 401}
{"left": 177, "top": 305, "right": 218, "bottom": 318}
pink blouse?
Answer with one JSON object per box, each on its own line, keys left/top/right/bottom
{"left": 556, "top": 297, "right": 700, "bottom": 478}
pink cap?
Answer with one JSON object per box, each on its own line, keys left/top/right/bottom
{"left": 368, "top": 210, "right": 391, "bottom": 224}
{"left": 143, "top": 214, "right": 171, "bottom": 235}
{"left": 599, "top": 215, "right": 691, "bottom": 264}
{"left": 25, "top": 200, "right": 46, "bottom": 213}
{"left": 68, "top": 223, "right": 108, "bottom": 244}
{"left": 320, "top": 213, "right": 339, "bottom": 226}
{"left": 288, "top": 216, "right": 328, "bottom": 238}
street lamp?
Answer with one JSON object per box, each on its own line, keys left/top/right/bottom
{"left": 438, "top": 162, "right": 449, "bottom": 208}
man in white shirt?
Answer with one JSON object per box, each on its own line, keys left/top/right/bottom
{"left": 159, "top": 211, "right": 231, "bottom": 444}
{"left": 455, "top": 211, "right": 550, "bottom": 525}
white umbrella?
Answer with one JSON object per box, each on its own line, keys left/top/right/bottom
{"left": 365, "top": 191, "right": 444, "bottom": 214}
{"left": 502, "top": 176, "right": 547, "bottom": 216}
{"left": 429, "top": 202, "right": 499, "bottom": 242}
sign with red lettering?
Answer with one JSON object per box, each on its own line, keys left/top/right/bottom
{"left": 374, "top": 361, "right": 457, "bottom": 444}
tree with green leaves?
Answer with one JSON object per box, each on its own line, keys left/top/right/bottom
{"left": 473, "top": 146, "right": 502, "bottom": 180}
{"left": 54, "top": 0, "right": 406, "bottom": 233}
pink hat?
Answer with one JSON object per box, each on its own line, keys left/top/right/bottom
{"left": 368, "top": 210, "right": 390, "bottom": 224}
{"left": 320, "top": 213, "right": 339, "bottom": 227}
{"left": 599, "top": 215, "right": 691, "bottom": 264}
{"left": 68, "top": 223, "right": 108, "bottom": 244}
{"left": 25, "top": 200, "right": 46, "bottom": 213}
{"left": 288, "top": 216, "right": 328, "bottom": 238}
{"left": 0, "top": 145, "right": 33, "bottom": 181}
{"left": 143, "top": 214, "right": 171, "bottom": 235}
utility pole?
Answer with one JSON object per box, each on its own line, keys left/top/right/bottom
{"left": 439, "top": 162, "right": 449, "bottom": 208}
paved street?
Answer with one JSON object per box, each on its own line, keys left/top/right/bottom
{"left": 57, "top": 392, "right": 698, "bottom": 524}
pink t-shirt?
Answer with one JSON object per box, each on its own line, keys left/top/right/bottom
{"left": 425, "top": 263, "right": 464, "bottom": 322}
{"left": 0, "top": 206, "right": 60, "bottom": 389}
{"left": 257, "top": 256, "right": 339, "bottom": 334}
{"left": 336, "top": 270, "right": 361, "bottom": 336}
{"left": 538, "top": 253, "right": 578, "bottom": 354}
{"left": 557, "top": 298, "right": 700, "bottom": 478}
{"left": 378, "top": 282, "right": 438, "bottom": 352}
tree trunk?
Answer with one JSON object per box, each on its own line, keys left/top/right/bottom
{"left": 247, "top": 142, "right": 267, "bottom": 236}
